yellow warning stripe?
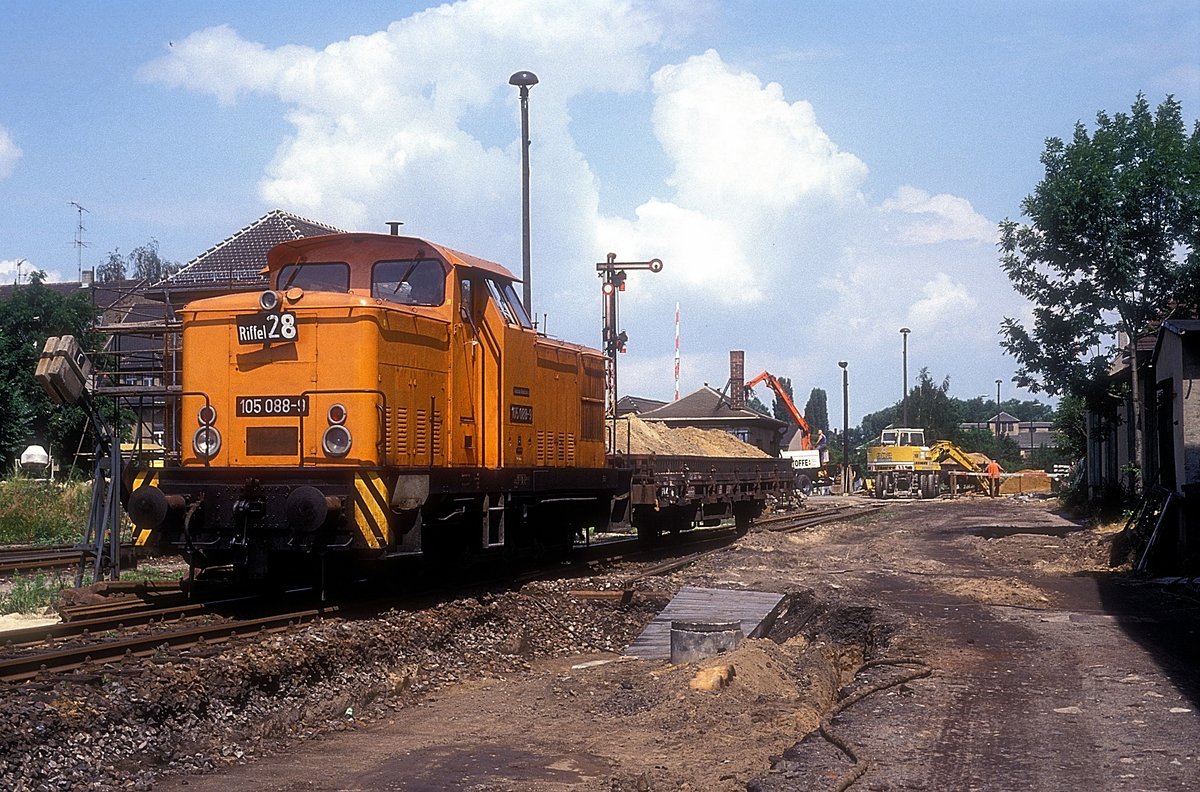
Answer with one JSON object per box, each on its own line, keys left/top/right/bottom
{"left": 130, "top": 470, "right": 158, "bottom": 546}
{"left": 353, "top": 473, "right": 391, "bottom": 549}
{"left": 132, "top": 469, "right": 157, "bottom": 490}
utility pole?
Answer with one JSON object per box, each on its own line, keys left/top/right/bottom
{"left": 900, "top": 327, "right": 910, "bottom": 426}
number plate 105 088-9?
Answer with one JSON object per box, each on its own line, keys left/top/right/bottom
{"left": 236, "top": 396, "right": 310, "bottom": 417}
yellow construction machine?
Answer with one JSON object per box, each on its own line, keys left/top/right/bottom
{"left": 866, "top": 428, "right": 987, "bottom": 499}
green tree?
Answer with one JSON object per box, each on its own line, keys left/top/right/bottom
{"left": 0, "top": 274, "right": 100, "bottom": 468}
{"left": 803, "top": 388, "right": 829, "bottom": 432}
{"left": 999, "top": 93, "right": 1200, "bottom": 489}
{"left": 956, "top": 428, "right": 1023, "bottom": 469}
{"left": 128, "top": 239, "right": 180, "bottom": 283}
{"left": 96, "top": 249, "right": 126, "bottom": 282}
{"left": 769, "top": 376, "right": 795, "bottom": 423}
{"left": 96, "top": 239, "right": 180, "bottom": 284}
{"left": 745, "top": 393, "right": 771, "bottom": 417}
{"left": 907, "top": 368, "right": 960, "bottom": 440}
{"left": 860, "top": 404, "right": 900, "bottom": 443}
{"left": 1052, "top": 393, "right": 1088, "bottom": 462}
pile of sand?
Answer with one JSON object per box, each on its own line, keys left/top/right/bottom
{"left": 965, "top": 452, "right": 992, "bottom": 469}
{"left": 609, "top": 415, "right": 771, "bottom": 458}
{"left": 1000, "top": 470, "right": 1053, "bottom": 495}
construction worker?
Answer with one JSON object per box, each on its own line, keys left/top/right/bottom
{"left": 816, "top": 429, "right": 828, "bottom": 466}
{"left": 985, "top": 458, "right": 1002, "bottom": 497}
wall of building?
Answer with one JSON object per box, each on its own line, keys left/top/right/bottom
{"left": 1182, "top": 341, "right": 1200, "bottom": 487}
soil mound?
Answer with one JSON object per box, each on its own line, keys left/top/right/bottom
{"left": 610, "top": 415, "right": 771, "bottom": 458}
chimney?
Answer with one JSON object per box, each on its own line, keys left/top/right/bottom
{"left": 729, "top": 350, "right": 745, "bottom": 409}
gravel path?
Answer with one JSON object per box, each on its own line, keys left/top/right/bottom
{"left": 4, "top": 496, "right": 1198, "bottom": 791}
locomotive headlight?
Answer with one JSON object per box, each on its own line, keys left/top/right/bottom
{"left": 322, "top": 425, "right": 352, "bottom": 457}
{"left": 192, "top": 426, "right": 222, "bottom": 459}
{"left": 259, "top": 290, "right": 281, "bottom": 311}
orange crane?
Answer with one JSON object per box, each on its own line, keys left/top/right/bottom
{"left": 745, "top": 371, "right": 812, "bottom": 450}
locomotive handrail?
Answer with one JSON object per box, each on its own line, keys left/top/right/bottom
{"left": 295, "top": 388, "right": 388, "bottom": 468}
{"left": 176, "top": 390, "right": 216, "bottom": 467}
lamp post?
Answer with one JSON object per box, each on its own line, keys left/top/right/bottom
{"left": 839, "top": 360, "right": 849, "bottom": 494}
{"left": 509, "top": 70, "right": 538, "bottom": 315}
{"left": 995, "top": 378, "right": 1002, "bottom": 444}
{"left": 900, "top": 327, "right": 910, "bottom": 426}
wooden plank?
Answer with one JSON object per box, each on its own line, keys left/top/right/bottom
{"left": 625, "top": 586, "right": 785, "bottom": 661}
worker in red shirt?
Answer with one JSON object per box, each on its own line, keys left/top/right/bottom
{"left": 985, "top": 458, "right": 1002, "bottom": 497}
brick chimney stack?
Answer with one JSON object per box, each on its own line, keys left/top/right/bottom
{"left": 729, "top": 350, "right": 745, "bottom": 409}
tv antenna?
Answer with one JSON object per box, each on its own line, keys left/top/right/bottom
{"left": 70, "top": 201, "right": 89, "bottom": 281}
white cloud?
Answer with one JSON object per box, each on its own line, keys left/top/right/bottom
{"left": 650, "top": 50, "right": 868, "bottom": 212}
{"left": 592, "top": 48, "right": 870, "bottom": 307}
{"left": 138, "top": 3, "right": 1031, "bottom": 412}
{"left": 596, "top": 199, "right": 763, "bottom": 305}
{"left": 0, "top": 258, "right": 68, "bottom": 284}
{"left": 0, "top": 126, "right": 21, "bottom": 179}
{"left": 907, "top": 273, "right": 979, "bottom": 332}
{"left": 882, "top": 185, "right": 996, "bottom": 245}
{"left": 139, "top": 1, "right": 677, "bottom": 233}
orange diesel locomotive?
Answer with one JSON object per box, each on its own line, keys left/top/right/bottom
{"left": 125, "top": 232, "right": 625, "bottom": 578}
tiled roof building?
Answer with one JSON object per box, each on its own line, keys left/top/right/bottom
{"left": 164, "top": 209, "right": 341, "bottom": 291}
{"left": 639, "top": 386, "right": 787, "bottom": 456}
{"left": 616, "top": 395, "right": 668, "bottom": 416}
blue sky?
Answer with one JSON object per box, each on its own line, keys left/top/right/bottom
{"left": 1, "top": 1, "right": 1197, "bottom": 422}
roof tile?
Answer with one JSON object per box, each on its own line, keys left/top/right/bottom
{"left": 165, "top": 209, "right": 342, "bottom": 287}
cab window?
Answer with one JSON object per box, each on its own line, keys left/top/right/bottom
{"left": 484, "top": 279, "right": 516, "bottom": 324}
{"left": 483, "top": 277, "right": 533, "bottom": 328}
{"left": 372, "top": 259, "right": 446, "bottom": 306}
{"left": 276, "top": 262, "right": 349, "bottom": 292}
{"left": 500, "top": 281, "right": 533, "bottom": 328}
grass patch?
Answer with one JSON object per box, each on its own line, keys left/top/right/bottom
{"left": 120, "top": 565, "right": 180, "bottom": 583}
{"left": 0, "top": 572, "right": 73, "bottom": 614}
{"left": 0, "top": 479, "right": 91, "bottom": 545}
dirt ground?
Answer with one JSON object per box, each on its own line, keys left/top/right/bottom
{"left": 147, "top": 496, "right": 1200, "bottom": 792}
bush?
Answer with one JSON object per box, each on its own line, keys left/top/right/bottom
{"left": 0, "top": 572, "right": 73, "bottom": 614}
{"left": 0, "top": 479, "right": 91, "bottom": 544}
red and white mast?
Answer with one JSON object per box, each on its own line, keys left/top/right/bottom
{"left": 674, "top": 302, "right": 680, "bottom": 401}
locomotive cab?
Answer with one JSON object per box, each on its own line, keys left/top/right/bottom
{"left": 124, "top": 232, "right": 622, "bottom": 581}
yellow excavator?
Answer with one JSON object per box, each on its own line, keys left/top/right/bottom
{"left": 866, "top": 427, "right": 987, "bottom": 499}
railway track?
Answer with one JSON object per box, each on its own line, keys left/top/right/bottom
{"left": 569, "top": 501, "right": 884, "bottom": 601}
{"left": 0, "top": 502, "right": 880, "bottom": 684}
{"left": 0, "top": 542, "right": 141, "bottom": 577}
{"left": 0, "top": 606, "right": 335, "bottom": 684}
{"left": 0, "top": 544, "right": 86, "bottom": 576}
{"left": 760, "top": 501, "right": 885, "bottom": 533}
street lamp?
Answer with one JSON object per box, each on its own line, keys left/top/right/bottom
{"left": 839, "top": 361, "right": 849, "bottom": 494}
{"left": 900, "top": 327, "right": 911, "bottom": 426}
{"left": 509, "top": 70, "right": 539, "bottom": 315}
{"left": 995, "top": 378, "right": 1004, "bottom": 444}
